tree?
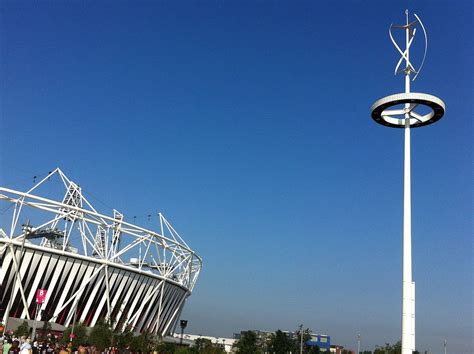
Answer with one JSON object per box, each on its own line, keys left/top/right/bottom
{"left": 154, "top": 340, "right": 173, "bottom": 354}
{"left": 194, "top": 338, "right": 215, "bottom": 352}
{"left": 176, "top": 347, "right": 195, "bottom": 354}
{"left": 88, "top": 320, "right": 112, "bottom": 351}
{"left": 307, "top": 345, "right": 320, "bottom": 354}
{"left": 130, "top": 334, "right": 148, "bottom": 353}
{"left": 269, "top": 330, "right": 293, "bottom": 354}
{"left": 60, "top": 322, "right": 88, "bottom": 347}
{"left": 194, "top": 338, "right": 211, "bottom": 350}
{"left": 373, "top": 341, "right": 401, "bottom": 354}
{"left": 292, "top": 328, "right": 313, "bottom": 353}
{"left": 114, "top": 324, "right": 133, "bottom": 349}
{"left": 392, "top": 341, "right": 401, "bottom": 354}
{"left": 37, "top": 321, "right": 52, "bottom": 342}
{"left": 234, "top": 331, "right": 261, "bottom": 354}
{"left": 129, "top": 331, "right": 157, "bottom": 353}
{"left": 191, "top": 338, "right": 225, "bottom": 354}
{"left": 14, "top": 320, "right": 30, "bottom": 337}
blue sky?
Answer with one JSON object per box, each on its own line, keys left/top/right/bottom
{"left": 0, "top": 1, "right": 472, "bottom": 353}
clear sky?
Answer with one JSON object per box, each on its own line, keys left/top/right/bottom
{"left": 0, "top": 1, "right": 472, "bottom": 353}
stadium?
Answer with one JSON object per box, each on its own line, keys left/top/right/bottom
{"left": 0, "top": 168, "right": 202, "bottom": 336}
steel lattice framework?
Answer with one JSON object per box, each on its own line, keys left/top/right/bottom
{"left": 0, "top": 168, "right": 202, "bottom": 336}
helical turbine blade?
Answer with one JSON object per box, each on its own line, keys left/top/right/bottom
{"left": 389, "top": 24, "right": 416, "bottom": 75}
{"left": 413, "top": 13, "right": 428, "bottom": 81}
{"left": 395, "top": 28, "right": 417, "bottom": 74}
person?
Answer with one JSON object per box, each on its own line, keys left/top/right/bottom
{"left": 8, "top": 340, "right": 20, "bottom": 354}
{"left": 37, "top": 342, "right": 47, "bottom": 354}
{"left": 45, "top": 343, "right": 54, "bottom": 354}
{"left": 19, "top": 338, "right": 31, "bottom": 354}
{"left": 77, "top": 345, "right": 87, "bottom": 354}
{"left": 119, "top": 345, "right": 131, "bottom": 354}
{"left": 31, "top": 341, "right": 39, "bottom": 354}
{"left": 2, "top": 339, "right": 11, "bottom": 354}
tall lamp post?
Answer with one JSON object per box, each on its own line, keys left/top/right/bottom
{"left": 179, "top": 320, "right": 188, "bottom": 345}
{"left": 357, "top": 334, "right": 361, "bottom": 354}
{"left": 371, "top": 10, "right": 445, "bottom": 354}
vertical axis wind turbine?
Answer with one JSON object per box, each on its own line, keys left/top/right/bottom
{"left": 370, "top": 10, "right": 445, "bottom": 354}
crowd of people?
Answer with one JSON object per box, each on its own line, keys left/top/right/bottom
{"left": 0, "top": 337, "right": 130, "bottom": 354}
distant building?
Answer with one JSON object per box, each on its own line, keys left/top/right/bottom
{"left": 233, "top": 330, "right": 275, "bottom": 348}
{"left": 234, "top": 329, "right": 274, "bottom": 339}
{"left": 173, "top": 333, "right": 236, "bottom": 353}
{"left": 233, "top": 329, "right": 334, "bottom": 352}
{"left": 307, "top": 334, "right": 331, "bottom": 351}
{"left": 330, "top": 344, "right": 345, "bottom": 354}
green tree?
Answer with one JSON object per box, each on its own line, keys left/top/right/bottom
{"left": 130, "top": 331, "right": 157, "bottom": 353}
{"left": 60, "top": 322, "right": 88, "bottom": 347}
{"left": 175, "top": 347, "right": 195, "bottom": 354}
{"left": 191, "top": 338, "right": 225, "bottom": 354}
{"left": 114, "top": 324, "right": 133, "bottom": 349}
{"left": 292, "top": 328, "right": 313, "bottom": 353}
{"left": 154, "top": 340, "right": 181, "bottom": 354}
{"left": 307, "top": 345, "right": 320, "bottom": 354}
{"left": 269, "top": 330, "right": 293, "bottom": 354}
{"left": 14, "top": 320, "right": 30, "bottom": 337}
{"left": 37, "top": 321, "right": 52, "bottom": 342}
{"left": 194, "top": 338, "right": 213, "bottom": 351}
{"left": 373, "top": 341, "right": 402, "bottom": 354}
{"left": 234, "top": 331, "right": 261, "bottom": 354}
{"left": 88, "top": 320, "right": 112, "bottom": 351}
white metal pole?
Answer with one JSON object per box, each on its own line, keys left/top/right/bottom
{"left": 31, "top": 303, "right": 40, "bottom": 340}
{"left": 357, "top": 334, "right": 361, "bottom": 354}
{"left": 402, "top": 9, "right": 414, "bottom": 354}
{"left": 104, "top": 264, "right": 112, "bottom": 323}
{"left": 70, "top": 300, "right": 78, "bottom": 342}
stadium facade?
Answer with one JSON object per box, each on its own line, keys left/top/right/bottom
{"left": 0, "top": 168, "right": 202, "bottom": 336}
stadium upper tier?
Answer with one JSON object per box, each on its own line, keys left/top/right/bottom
{"left": 0, "top": 168, "right": 202, "bottom": 336}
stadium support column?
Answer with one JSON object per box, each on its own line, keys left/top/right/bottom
{"left": 105, "top": 263, "right": 112, "bottom": 324}
{"left": 3, "top": 224, "right": 31, "bottom": 329}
